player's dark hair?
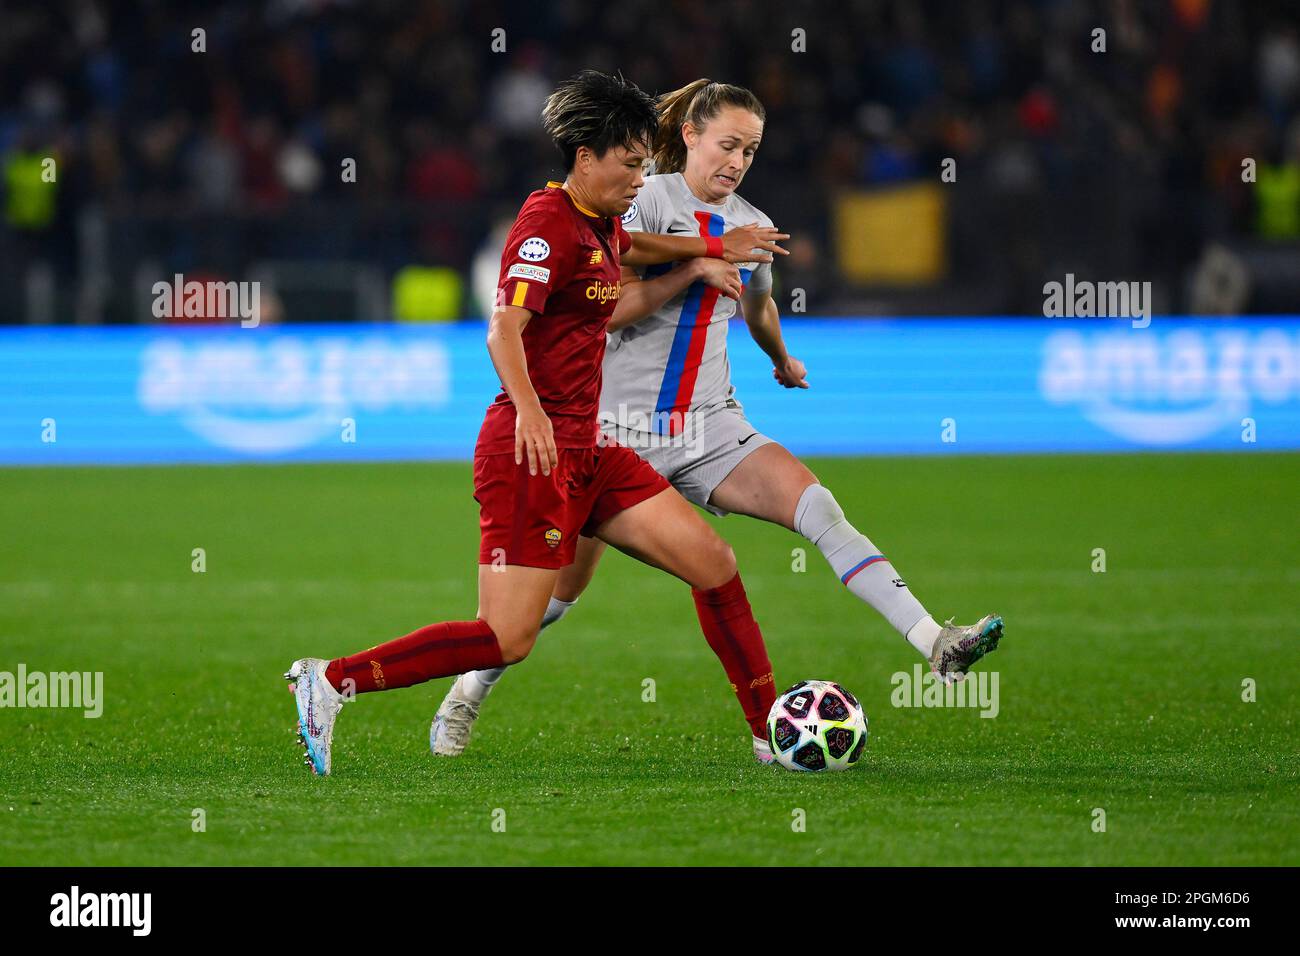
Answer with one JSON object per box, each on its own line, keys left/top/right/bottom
{"left": 653, "top": 79, "right": 766, "bottom": 174}
{"left": 542, "top": 70, "right": 658, "bottom": 172}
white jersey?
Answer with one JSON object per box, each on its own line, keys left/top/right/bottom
{"left": 600, "top": 172, "right": 773, "bottom": 437}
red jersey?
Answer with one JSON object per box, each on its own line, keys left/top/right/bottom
{"left": 475, "top": 181, "right": 633, "bottom": 456}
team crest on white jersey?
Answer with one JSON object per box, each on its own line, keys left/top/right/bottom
{"left": 621, "top": 200, "right": 639, "bottom": 224}
{"left": 518, "top": 237, "right": 551, "bottom": 261}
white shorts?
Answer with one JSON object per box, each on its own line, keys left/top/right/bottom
{"left": 600, "top": 402, "right": 774, "bottom": 516}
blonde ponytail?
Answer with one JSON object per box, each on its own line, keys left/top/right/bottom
{"left": 652, "top": 79, "right": 766, "bottom": 174}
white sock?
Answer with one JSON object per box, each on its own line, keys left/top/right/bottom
{"left": 905, "top": 615, "right": 942, "bottom": 658}
{"left": 458, "top": 596, "right": 577, "bottom": 704}
{"left": 539, "top": 595, "right": 577, "bottom": 629}
{"left": 793, "top": 484, "right": 930, "bottom": 653}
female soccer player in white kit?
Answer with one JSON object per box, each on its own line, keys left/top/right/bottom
{"left": 434, "top": 79, "right": 1004, "bottom": 761}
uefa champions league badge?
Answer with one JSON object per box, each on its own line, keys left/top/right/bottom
{"left": 621, "top": 200, "right": 639, "bottom": 224}
{"left": 518, "top": 237, "right": 551, "bottom": 261}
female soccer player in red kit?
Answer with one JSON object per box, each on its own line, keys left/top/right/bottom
{"left": 434, "top": 80, "right": 1003, "bottom": 762}
{"left": 285, "top": 71, "right": 789, "bottom": 775}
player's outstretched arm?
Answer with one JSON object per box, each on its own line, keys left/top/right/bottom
{"left": 740, "top": 288, "right": 808, "bottom": 389}
{"left": 609, "top": 261, "right": 742, "bottom": 331}
{"left": 623, "top": 223, "right": 789, "bottom": 267}
{"left": 485, "top": 304, "right": 558, "bottom": 475}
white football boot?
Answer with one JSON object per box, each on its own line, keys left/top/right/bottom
{"left": 928, "top": 613, "right": 1004, "bottom": 685}
{"left": 430, "top": 675, "right": 481, "bottom": 757}
{"left": 753, "top": 735, "right": 776, "bottom": 765}
{"left": 285, "top": 658, "right": 344, "bottom": 776}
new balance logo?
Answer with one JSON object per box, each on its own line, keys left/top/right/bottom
{"left": 589, "top": 249, "right": 603, "bottom": 264}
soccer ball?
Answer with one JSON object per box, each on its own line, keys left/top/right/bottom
{"left": 766, "top": 680, "right": 868, "bottom": 772}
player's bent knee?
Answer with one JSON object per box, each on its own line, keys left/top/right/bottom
{"left": 488, "top": 620, "right": 539, "bottom": 665}
{"left": 794, "top": 482, "right": 845, "bottom": 542}
{"left": 696, "top": 536, "right": 737, "bottom": 588}
{"left": 718, "top": 539, "right": 737, "bottom": 575}
{"left": 496, "top": 630, "right": 536, "bottom": 665}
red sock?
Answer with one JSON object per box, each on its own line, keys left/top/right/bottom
{"left": 324, "top": 619, "right": 504, "bottom": 694}
{"left": 691, "top": 572, "right": 776, "bottom": 738}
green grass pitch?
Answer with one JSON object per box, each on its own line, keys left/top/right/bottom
{"left": 1, "top": 453, "right": 1296, "bottom": 866}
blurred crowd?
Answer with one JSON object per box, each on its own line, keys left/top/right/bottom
{"left": 2, "top": 0, "right": 1298, "bottom": 320}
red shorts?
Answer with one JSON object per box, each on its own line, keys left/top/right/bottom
{"left": 474, "top": 442, "right": 671, "bottom": 569}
